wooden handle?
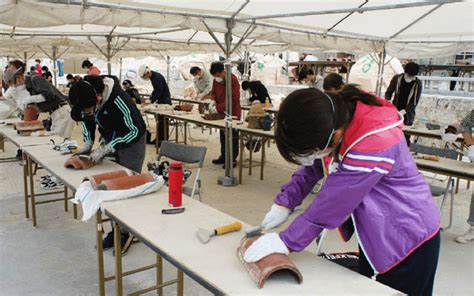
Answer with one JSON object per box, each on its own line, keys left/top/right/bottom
{"left": 422, "top": 155, "right": 440, "bottom": 161}
{"left": 215, "top": 221, "right": 242, "bottom": 235}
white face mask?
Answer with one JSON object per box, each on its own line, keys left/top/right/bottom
{"left": 295, "top": 149, "right": 333, "bottom": 166}
{"left": 215, "top": 77, "right": 223, "bottom": 83}
{"left": 404, "top": 74, "right": 415, "bottom": 83}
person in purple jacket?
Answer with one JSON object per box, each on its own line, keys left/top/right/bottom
{"left": 244, "top": 85, "right": 441, "bottom": 295}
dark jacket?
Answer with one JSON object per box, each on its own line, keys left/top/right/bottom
{"left": 248, "top": 81, "right": 271, "bottom": 104}
{"left": 25, "top": 74, "right": 67, "bottom": 113}
{"left": 150, "top": 71, "right": 171, "bottom": 104}
{"left": 81, "top": 76, "right": 146, "bottom": 150}
{"left": 125, "top": 87, "right": 142, "bottom": 104}
{"left": 385, "top": 74, "right": 422, "bottom": 126}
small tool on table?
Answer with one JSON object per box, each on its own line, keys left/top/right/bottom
{"left": 162, "top": 208, "right": 185, "bottom": 215}
{"left": 197, "top": 221, "right": 242, "bottom": 244}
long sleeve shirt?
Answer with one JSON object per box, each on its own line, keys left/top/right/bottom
{"left": 150, "top": 71, "right": 171, "bottom": 104}
{"left": 193, "top": 71, "right": 213, "bottom": 98}
{"left": 210, "top": 74, "right": 241, "bottom": 119}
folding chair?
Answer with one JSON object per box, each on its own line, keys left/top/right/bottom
{"left": 410, "top": 143, "right": 459, "bottom": 229}
{"left": 157, "top": 141, "right": 207, "bottom": 201}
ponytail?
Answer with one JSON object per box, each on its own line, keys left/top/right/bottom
{"left": 339, "top": 84, "right": 381, "bottom": 107}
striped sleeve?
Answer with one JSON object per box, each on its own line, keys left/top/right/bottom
{"left": 81, "top": 119, "right": 95, "bottom": 145}
{"left": 108, "top": 96, "right": 139, "bottom": 149}
{"left": 342, "top": 152, "right": 395, "bottom": 175}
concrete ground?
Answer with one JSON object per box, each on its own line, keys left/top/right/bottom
{"left": 1, "top": 124, "right": 473, "bottom": 296}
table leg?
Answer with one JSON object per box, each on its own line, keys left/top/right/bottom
{"left": 114, "top": 222, "right": 123, "bottom": 296}
{"left": 96, "top": 211, "right": 106, "bottom": 296}
{"left": 27, "top": 155, "right": 37, "bottom": 227}
{"left": 0, "top": 134, "right": 4, "bottom": 151}
{"left": 184, "top": 122, "right": 188, "bottom": 145}
{"left": 155, "top": 115, "right": 160, "bottom": 155}
{"left": 177, "top": 270, "right": 184, "bottom": 296}
{"left": 248, "top": 135, "right": 253, "bottom": 176}
{"left": 22, "top": 152, "right": 29, "bottom": 219}
{"left": 239, "top": 133, "right": 244, "bottom": 184}
{"left": 175, "top": 120, "right": 179, "bottom": 143}
{"left": 64, "top": 186, "right": 68, "bottom": 212}
{"left": 260, "top": 138, "right": 266, "bottom": 181}
{"left": 165, "top": 117, "right": 170, "bottom": 141}
{"left": 157, "top": 255, "right": 163, "bottom": 296}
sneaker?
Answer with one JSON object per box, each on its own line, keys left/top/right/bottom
{"left": 102, "top": 231, "right": 114, "bottom": 250}
{"left": 455, "top": 226, "right": 474, "bottom": 244}
{"left": 212, "top": 157, "right": 225, "bottom": 165}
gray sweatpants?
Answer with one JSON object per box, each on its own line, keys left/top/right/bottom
{"left": 468, "top": 192, "right": 474, "bottom": 226}
{"left": 115, "top": 134, "right": 146, "bottom": 173}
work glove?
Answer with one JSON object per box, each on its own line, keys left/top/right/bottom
{"left": 73, "top": 143, "right": 93, "bottom": 156}
{"left": 89, "top": 144, "right": 115, "bottom": 163}
{"left": 468, "top": 145, "right": 474, "bottom": 162}
{"left": 243, "top": 233, "right": 289, "bottom": 263}
{"left": 441, "top": 132, "right": 458, "bottom": 143}
{"left": 261, "top": 204, "right": 290, "bottom": 231}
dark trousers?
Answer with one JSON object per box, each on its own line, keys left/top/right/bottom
{"left": 404, "top": 132, "right": 412, "bottom": 147}
{"left": 219, "top": 129, "right": 239, "bottom": 161}
{"left": 157, "top": 115, "right": 166, "bottom": 145}
{"left": 359, "top": 231, "right": 440, "bottom": 296}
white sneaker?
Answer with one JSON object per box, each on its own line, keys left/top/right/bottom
{"left": 455, "top": 226, "right": 474, "bottom": 244}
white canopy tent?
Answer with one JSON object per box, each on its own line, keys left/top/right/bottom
{"left": 0, "top": 0, "right": 472, "bottom": 186}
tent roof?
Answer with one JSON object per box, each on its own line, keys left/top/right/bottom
{"left": 0, "top": 0, "right": 472, "bottom": 59}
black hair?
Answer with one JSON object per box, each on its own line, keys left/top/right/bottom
{"left": 82, "top": 60, "right": 93, "bottom": 68}
{"left": 30, "top": 66, "right": 36, "bottom": 71}
{"left": 210, "top": 62, "right": 224, "bottom": 75}
{"left": 9, "top": 60, "right": 25, "bottom": 73}
{"left": 42, "top": 72, "right": 52, "bottom": 80}
{"left": 241, "top": 81, "right": 250, "bottom": 91}
{"left": 66, "top": 74, "right": 74, "bottom": 80}
{"left": 122, "top": 79, "right": 134, "bottom": 87}
{"left": 35, "top": 59, "right": 41, "bottom": 63}
{"left": 323, "top": 73, "right": 344, "bottom": 91}
{"left": 190, "top": 66, "right": 201, "bottom": 75}
{"left": 404, "top": 62, "right": 420, "bottom": 76}
{"left": 297, "top": 66, "right": 314, "bottom": 81}
{"left": 68, "top": 76, "right": 104, "bottom": 114}
{"left": 275, "top": 84, "right": 381, "bottom": 164}
{"left": 41, "top": 66, "right": 49, "bottom": 71}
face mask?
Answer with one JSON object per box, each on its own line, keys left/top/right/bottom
{"left": 404, "top": 74, "right": 415, "bottom": 83}
{"left": 215, "top": 77, "right": 223, "bottom": 83}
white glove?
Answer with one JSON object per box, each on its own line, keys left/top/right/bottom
{"left": 468, "top": 145, "right": 474, "bottom": 162}
{"left": 73, "top": 143, "right": 93, "bottom": 156}
{"left": 261, "top": 204, "right": 290, "bottom": 231}
{"left": 244, "top": 233, "right": 289, "bottom": 263}
{"left": 441, "top": 133, "right": 458, "bottom": 143}
{"left": 89, "top": 144, "right": 115, "bottom": 163}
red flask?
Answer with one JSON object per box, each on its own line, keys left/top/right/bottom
{"left": 168, "top": 162, "right": 183, "bottom": 207}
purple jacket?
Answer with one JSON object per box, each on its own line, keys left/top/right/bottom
{"left": 276, "top": 98, "right": 440, "bottom": 275}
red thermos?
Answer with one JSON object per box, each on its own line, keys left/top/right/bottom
{"left": 168, "top": 162, "right": 183, "bottom": 207}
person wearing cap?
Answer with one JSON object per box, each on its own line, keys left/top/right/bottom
{"left": 137, "top": 65, "right": 171, "bottom": 104}
{"left": 209, "top": 61, "right": 241, "bottom": 167}
{"left": 82, "top": 60, "right": 101, "bottom": 76}
{"left": 190, "top": 66, "right": 212, "bottom": 100}
{"left": 298, "top": 66, "right": 324, "bottom": 90}
{"left": 4, "top": 66, "right": 74, "bottom": 139}
{"left": 122, "top": 79, "right": 142, "bottom": 104}
{"left": 138, "top": 65, "right": 171, "bottom": 146}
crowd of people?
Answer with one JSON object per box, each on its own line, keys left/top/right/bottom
{"left": 1, "top": 55, "right": 472, "bottom": 296}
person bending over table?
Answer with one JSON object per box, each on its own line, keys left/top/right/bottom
{"left": 69, "top": 75, "right": 146, "bottom": 253}
{"left": 138, "top": 64, "right": 171, "bottom": 147}
{"left": 241, "top": 80, "right": 271, "bottom": 105}
{"left": 244, "top": 86, "right": 441, "bottom": 296}
{"left": 209, "top": 61, "right": 241, "bottom": 168}
{"left": 323, "top": 73, "right": 345, "bottom": 93}
{"left": 190, "top": 66, "right": 213, "bottom": 100}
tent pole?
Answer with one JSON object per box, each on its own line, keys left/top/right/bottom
{"left": 52, "top": 46, "right": 58, "bottom": 87}
{"left": 166, "top": 56, "right": 170, "bottom": 83}
{"left": 375, "top": 43, "right": 386, "bottom": 96}
{"left": 106, "top": 36, "right": 112, "bottom": 75}
{"left": 218, "top": 19, "right": 238, "bottom": 187}
{"left": 119, "top": 58, "right": 123, "bottom": 81}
